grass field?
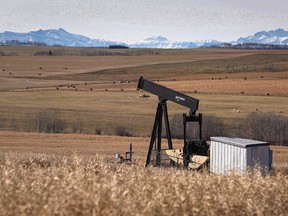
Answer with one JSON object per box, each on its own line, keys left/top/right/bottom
{"left": 0, "top": 47, "right": 287, "bottom": 135}
{"left": 0, "top": 46, "right": 287, "bottom": 215}
{"left": 0, "top": 90, "right": 287, "bottom": 136}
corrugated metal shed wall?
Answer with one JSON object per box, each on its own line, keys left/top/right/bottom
{"left": 210, "top": 137, "right": 272, "bottom": 175}
{"left": 210, "top": 140, "right": 247, "bottom": 174}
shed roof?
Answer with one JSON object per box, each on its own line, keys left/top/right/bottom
{"left": 211, "top": 137, "right": 269, "bottom": 148}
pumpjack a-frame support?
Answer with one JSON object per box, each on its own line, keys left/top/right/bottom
{"left": 145, "top": 98, "right": 173, "bottom": 167}
{"left": 137, "top": 76, "right": 200, "bottom": 167}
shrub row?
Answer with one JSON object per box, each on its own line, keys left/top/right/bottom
{"left": 0, "top": 110, "right": 287, "bottom": 145}
{"left": 34, "top": 49, "right": 161, "bottom": 56}
{"left": 0, "top": 109, "right": 133, "bottom": 137}
{"left": 169, "top": 112, "right": 288, "bottom": 146}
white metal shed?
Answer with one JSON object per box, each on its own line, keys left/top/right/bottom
{"left": 210, "top": 137, "right": 272, "bottom": 174}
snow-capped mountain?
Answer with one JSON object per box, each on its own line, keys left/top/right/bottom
{"left": 1, "top": 28, "right": 288, "bottom": 48}
{"left": 0, "top": 28, "right": 126, "bottom": 47}
{"left": 131, "top": 36, "right": 175, "bottom": 48}
{"left": 130, "top": 36, "right": 221, "bottom": 48}
{"left": 0, "top": 29, "right": 221, "bottom": 48}
{"left": 236, "top": 28, "right": 288, "bottom": 45}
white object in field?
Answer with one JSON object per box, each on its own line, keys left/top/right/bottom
{"left": 166, "top": 149, "right": 209, "bottom": 170}
{"left": 210, "top": 137, "right": 273, "bottom": 175}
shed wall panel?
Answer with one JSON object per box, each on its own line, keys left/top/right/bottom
{"left": 210, "top": 137, "right": 271, "bottom": 175}
{"left": 211, "top": 140, "right": 247, "bottom": 174}
{"left": 247, "top": 146, "right": 270, "bottom": 169}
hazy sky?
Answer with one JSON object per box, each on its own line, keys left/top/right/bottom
{"left": 1, "top": 0, "right": 288, "bottom": 43}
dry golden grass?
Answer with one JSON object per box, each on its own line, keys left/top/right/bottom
{"left": 0, "top": 131, "right": 287, "bottom": 215}
{"left": 1, "top": 47, "right": 288, "bottom": 215}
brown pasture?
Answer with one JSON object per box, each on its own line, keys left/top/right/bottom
{"left": 0, "top": 47, "right": 288, "bottom": 135}
{"left": 0, "top": 47, "right": 288, "bottom": 215}
{"left": 1, "top": 47, "right": 287, "bottom": 90}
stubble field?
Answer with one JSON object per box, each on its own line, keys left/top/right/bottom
{"left": 0, "top": 47, "right": 288, "bottom": 215}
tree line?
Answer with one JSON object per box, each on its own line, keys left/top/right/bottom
{"left": 210, "top": 43, "right": 288, "bottom": 50}
{"left": 0, "top": 109, "right": 287, "bottom": 146}
{"left": 169, "top": 112, "right": 288, "bottom": 146}
{"left": 0, "top": 40, "right": 47, "bottom": 46}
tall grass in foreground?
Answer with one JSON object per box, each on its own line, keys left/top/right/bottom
{"left": 0, "top": 152, "right": 287, "bottom": 216}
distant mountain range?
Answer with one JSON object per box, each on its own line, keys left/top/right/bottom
{"left": 130, "top": 36, "right": 221, "bottom": 48}
{"left": 236, "top": 28, "right": 288, "bottom": 45}
{"left": 0, "top": 28, "right": 288, "bottom": 48}
{"left": 0, "top": 28, "right": 125, "bottom": 47}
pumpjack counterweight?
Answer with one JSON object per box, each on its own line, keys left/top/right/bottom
{"left": 137, "top": 77, "right": 206, "bottom": 168}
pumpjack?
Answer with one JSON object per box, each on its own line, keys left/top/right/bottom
{"left": 137, "top": 77, "right": 209, "bottom": 170}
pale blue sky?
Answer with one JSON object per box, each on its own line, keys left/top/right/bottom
{"left": 1, "top": 0, "right": 287, "bottom": 43}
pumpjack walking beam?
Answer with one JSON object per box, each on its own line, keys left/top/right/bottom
{"left": 137, "top": 77, "right": 199, "bottom": 114}
{"left": 137, "top": 77, "right": 201, "bottom": 166}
